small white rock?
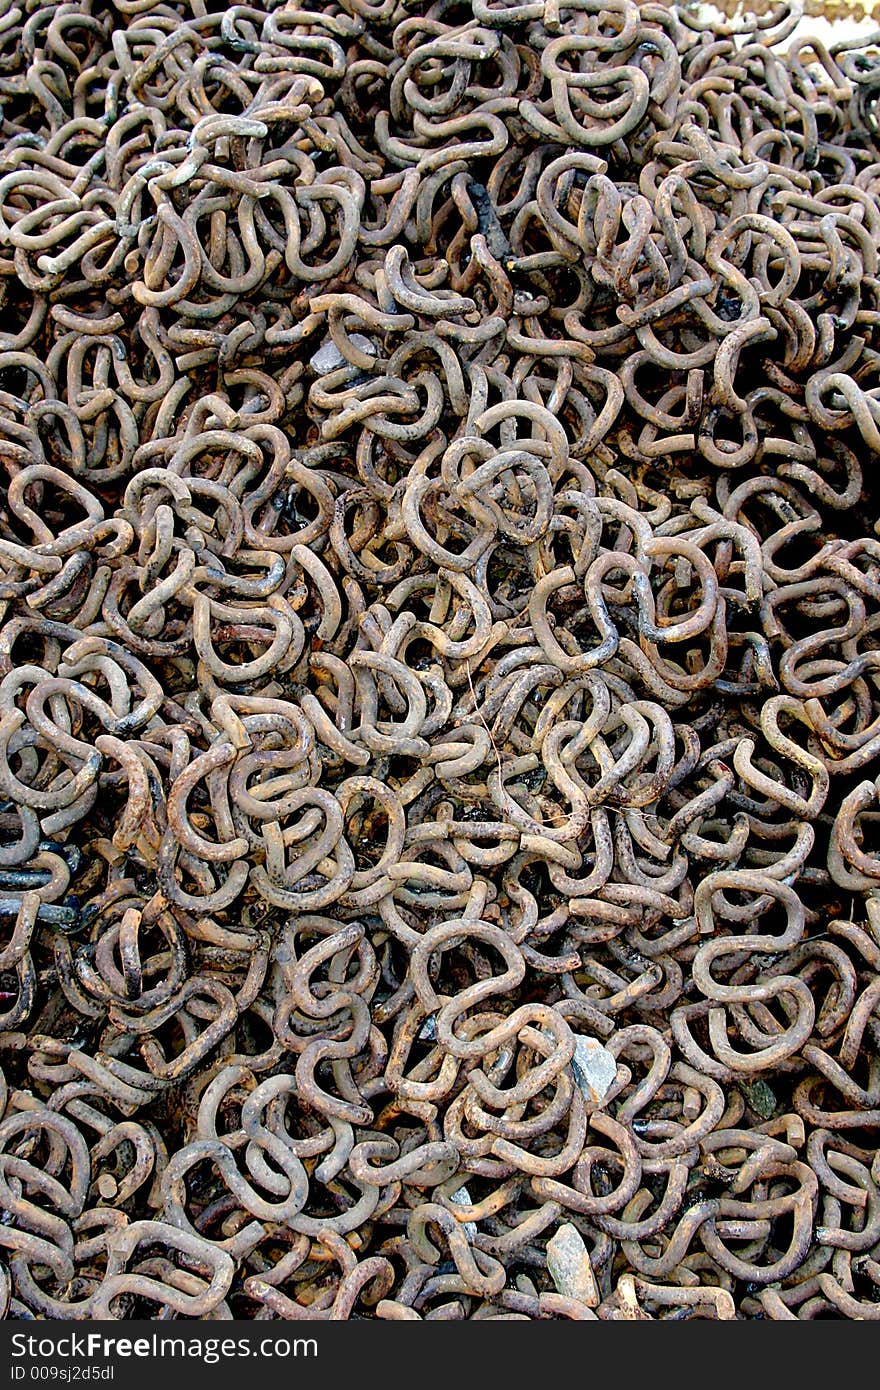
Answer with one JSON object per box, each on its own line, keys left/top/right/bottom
{"left": 571, "top": 1036, "right": 618, "bottom": 1104}
{"left": 309, "top": 333, "right": 375, "bottom": 374}
{"left": 546, "top": 1223, "right": 599, "bottom": 1306}
{"left": 417, "top": 1013, "right": 437, "bottom": 1041}
{"left": 449, "top": 1185, "right": 478, "bottom": 1240}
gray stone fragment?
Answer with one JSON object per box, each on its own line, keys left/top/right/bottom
{"left": 449, "top": 1185, "right": 477, "bottom": 1240}
{"left": 571, "top": 1036, "right": 618, "bottom": 1104}
{"left": 309, "top": 333, "right": 375, "bottom": 374}
{"left": 546, "top": 1223, "right": 598, "bottom": 1306}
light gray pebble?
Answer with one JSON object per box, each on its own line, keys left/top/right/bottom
{"left": 547, "top": 1223, "right": 598, "bottom": 1306}
{"left": 310, "top": 333, "right": 376, "bottom": 373}
{"left": 572, "top": 1036, "right": 618, "bottom": 1104}
{"left": 449, "top": 1185, "right": 478, "bottom": 1240}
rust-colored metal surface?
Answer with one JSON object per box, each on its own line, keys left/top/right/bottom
{"left": 0, "top": 0, "right": 879, "bottom": 1321}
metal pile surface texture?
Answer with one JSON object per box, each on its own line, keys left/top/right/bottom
{"left": 0, "top": 0, "right": 879, "bottom": 1322}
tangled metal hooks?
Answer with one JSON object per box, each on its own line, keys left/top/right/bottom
{"left": 0, "top": 0, "right": 880, "bottom": 1322}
